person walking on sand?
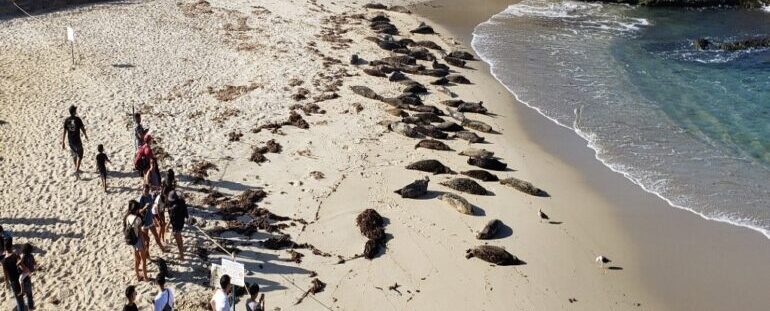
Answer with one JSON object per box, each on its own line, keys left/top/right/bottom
{"left": 2, "top": 238, "right": 25, "bottom": 311}
{"left": 153, "top": 273, "right": 174, "bottom": 311}
{"left": 96, "top": 144, "right": 112, "bottom": 192}
{"left": 61, "top": 105, "right": 89, "bottom": 175}
{"left": 134, "top": 133, "right": 156, "bottom": 176}
{"left": 125, "top": 200, "right": 148, "bottom": 281}
{"left": 153, "top": 183, "right": 172, "bottom": 246}
{"left": 145, "top": 159, "right": 162, "bottom": 191}
{"left": 123, "top": 285, "right": 139, "bottom": 311}
{"left": 139, "top": 185, "right": 166, "bottom": 258}
{"left": 18, "top": 243, "right": 36, "bottom": 310}
{"left": 210, "top": 275, "right": 232, "bottom": 311}
{"left": 133, "top": 113, "right": 148, "bottom": 149}
{"left": 168, "top": 189, "right": 189, "bottom": 260}
{"left": 245, "top": 283, "right": 265, "bottom": 311}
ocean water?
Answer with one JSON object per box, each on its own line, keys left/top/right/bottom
{"left": 472, "top": 1, "right": 770, "bottom": 238}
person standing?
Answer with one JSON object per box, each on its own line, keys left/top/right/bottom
{"left": 134, "top": 134, "right": 155, "bottom": 176}
{"left": 61, "top": 105, "right": 88, "bottom": 175}
{"left": 210, "top": 275, "right": 232, "bottom": 311}
{"left": 153, "top": 273, "right": 174, "bottom": 311}
{"left": 245, "top": 283, "right": 265, "bottom": 311}
{"left": 2, "top": 238, "right": 25, "bottom": 311}
{"left": 96, "top": 144, "right": 112, "bottom": 192}
{"left": 18, "top": 243, "right": 36, "bottom": 310}
{"left": 139, "top": 185, "right": 165, "bottom": 258}
{"left": 125, "top": 200, "right": 148, "bottom": 281}
{"left": 123, "top": 285, "right": 139, "bottom": 311}
{"left": 133, "top": 113, "right": 148, "bottom": 149}
{"left": 168, "top": 190, "right": 188, "bottom": 260}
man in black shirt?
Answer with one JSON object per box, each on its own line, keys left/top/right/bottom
{"left": 61, "top": 105, "right": 89, "bottom": 175}
{"left": 2, "top": 238, "right": 25, "bottom": 311}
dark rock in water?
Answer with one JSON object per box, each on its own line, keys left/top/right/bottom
{"left": 363, "top": 68, "right": 387, "bottom": 77}
{"left": 500, "top": 177, "right": 548, "bottom": 197}
{"left": 370, "top": 14, "right": 390, "bottom": 23}
{"left": 693, "top": 38, "right": 710, "bottom": 50}
{"left": 439, "top": 178, "right": 490, "bottom": 195}
{"left": 415, "top": 139, "right": 452, "bottom": 151}
{"left": 719, "top": 36, "right": 770, "bottom": 51}
{"left": 444, "top": 56, "right": 466, "bottom": 68}
{"left": 389, "top": 71, "right": 408, "bottom": 82}
{"left": 406, "top": 159, "right": 456, "bottom": 175}
{"left": 468, "top": 157, "right": 507, "bottom": 171}
{"left": 364, "top": 3, "right": 387, "bottom": 9}
{"left": 350, "top": 85, "right": 382, "bottom": 101}
{"left": 388, "top": 5, "right": 411, "bottom": 13}
{"left": 431, "top": 77, "right": 450, "bottom": 86}
{"left": 461, "top": 170, "right": 499, "bottom": 182}
{"left": 440, "top": 99, "right": 465, "bottom": 108}
{"left": 414, "top": 40, "right": 443, "bottom": 51}
{"left": 351, "top": 54, "right": 361, "bottom": 65}
{"left": 462, "top": 119, "right": 493, "bottom": 133}
{"left": 457, "top": 102, "right": 488, "bottom": 114}
{"left": 466, "top": 245, "right": 523, "bottom": 266}
{"left": 414, "top": 125, "right": 449, "bottom": 139}
{"left": 447, "top": 74, "right": 471, "bottom": 84}
{"left": 476, "top": 219, "right": 502, "bottom": 240}
{"left": 411, "top": 22, "right": 436, "bottom": 34}
{"left": 432, "top": 60, "right": 449, "bottom": 71}
{"left": 394, "top": 176, "right": 430, "bottom": 198}
{"left": 435, "top": 121, "right": 464, "bottom": 132}
{"left": 452, "top": 131, "right": 484, "bottom": 143}
{"left": 403, "top": 83, "right": 427, "bottom": 94}
{"left": 378, "top": 40, "right": 402, "bottom": 51}
{"left": 448, "top": 50, "right": 475, "bottom": 60}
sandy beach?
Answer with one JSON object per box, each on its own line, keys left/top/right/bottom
{"left": 1, "top": 0, "right": 769, "bottom": 310}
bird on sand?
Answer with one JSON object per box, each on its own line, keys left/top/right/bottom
{"left": 596, "top": 255, "right": 611, "bottom": 268}
{"left": 538, "top": 209, "right": 549, "bottom": 222}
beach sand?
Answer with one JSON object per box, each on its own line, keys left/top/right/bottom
{"left": 0, "top": 0, "right": 768, "bottom": 310}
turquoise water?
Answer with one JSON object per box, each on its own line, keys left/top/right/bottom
{"left": 472, "top": 1, "right": 770, "bottom": 238}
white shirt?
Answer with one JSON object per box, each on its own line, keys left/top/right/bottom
{"left": 154, "top": 288, "right": 174, "bottom": 311}
{"left": 211, "top": 289, "right": 231, "bottom": 311}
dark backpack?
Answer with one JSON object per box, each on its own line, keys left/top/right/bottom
{"left": 134, "top": 152, "right": 149, "bottom": 173}
{"left": 124, "top": 216, "right": 138, "bottom": 246}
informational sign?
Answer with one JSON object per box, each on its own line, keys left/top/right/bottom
{"left": 221, "top": 258, "right": 245, "bottom": 287}
{"left": 66, "top": 27, "right": 75, "bottom": 42}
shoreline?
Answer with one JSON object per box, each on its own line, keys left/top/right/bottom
{"left": 413, "top": 0, "right": 770, "bottom": 310}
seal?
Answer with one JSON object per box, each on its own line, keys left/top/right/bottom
{"left": 452, "top": 131, "right": 484, "bottom": 143}
{"left": 414, "top": 40, "right": 443, "bottom": 50}
{"left": 415, "top": 139, "right": 452, "bottom": 151}
{"left": 431, "top": 77, "right": 450, "bottom": 86}
{"left": 462, "top": 119, "right": 493, "bottom": 133}
{"left": 406, "top": 159, "right": 455, "bottom": 175}
{"left": 438, "top": 192, "right": 473, "bottom": 215}
{"left": 389, "top": 70, "right": 408, "bottom": 82}
{"left": 432, "top": 60, "right": 450, "bottom": 71}
{"left": 465, "top": 245, "right": 523, "bottom": 266}
{"left": 364, "top": 68, "right": 387, "bottom": 77}
{"left": 461, "top": 170, "right": 499, "bottom": 182}
{"left": 458, "top": 148, "right": 494, "bottom": 159}
{"left": 476, "top": 219, "right": 502, "bottom": 240}
{"left": 435, "top": 121, "right": 464, "bottom": 132}
{"left": 439, "top": 178, "right": 490, "bottom": 195}
{"left": 447, "top": 74, "right": 471, "bottom": 84}
{"left": 414, "top": 125, "right": 449, "bottom": 139}
{"left": 448, "top": 109, "right": 466, "bottom": 123}
{"left": 457, "top": 102, "right": 488, "bottom": 114}
{"left": 394, "top": 176, "right": 430, "bottom": 198}
{"left": 468, "top": 157, "right": 507, "bottom": 171}
{"left": 448, "top": 50, "right": 475, "bottom": 60}
{"left": 410, "top": 22, "right": 435, "bottom": 34}
{"left": 500, "top": 177, "right": 548, "bottom": 196}
{"left": 440, "top": 99, "right": 464, "bottom": 108}
{"left": 444, "top": 56, "right": 466, "bottom": 67}
{"left": 388, "top": 121, "right": 419, "bottom": 138}
{"left": 350, "top": 85, "right": 383, "bottom": 101}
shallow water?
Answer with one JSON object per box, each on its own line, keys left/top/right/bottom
{"left": 472, "top": 1, "right": 770, "bottom": 238}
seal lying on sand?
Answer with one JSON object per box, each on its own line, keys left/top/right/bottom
{"left": 438, "top": 192, "right": 473, "bottom": 215}
{"left": 457, "top": 102, "right": 488, "bottom": 114}
{"left": 448, "top": 109, "right": 466, "bottom": 123}
{"left": 386, "top": 108, "right": 408, "bottom": 117}
{"left": 444, "top": 56, "right": 466, "bottom": 68}
{"left": 414, "top": 125, "right": 449, "bottom": 139}
{"left": 389, "top": 70, "right": 408, "bottom": 82}
{"left": 461, "top": 170, "right": 499, "bottom": 182}
{"left": 350, "top": 85, "right": 383, "bottom": 101}
{"left": 459, "top": 148, "right": 494, "bottom": 159}
{"left": 449, "top": 50, "right": 475, "bottom": 60}
{"left": 435, "top": 121, "right": 464, "bottom": 132}
{"left": 468, "top": 157, "right": 507, "bottom": 171}
{"left": 500, "top": 177, "right": 547, "bottom": 196}
{"left": 411, "top": 22, "right": 435, "bottom": 34}
{"left": 388, "top": 121, "right": 419, "bottom": 138}
{"left": 394, "top": 176, "right": 430, "bottom": 198}
{"left": 440, "top": 99, "right": 464, "bottom": 107}
{"left": 447, "top": 74, "right": 471, "bottom": 84}
{"left": 432, "top": 60, "right": 449, "bottom": 71}
{"left": 462, "top": 119, "right": 493, "bottom": 133}
{"left": 476, "top": 219, "right": 502, "bottom": 240}
{"left": 413, "top": 112, "right": 445, "bottom": 123}
{"left": 415, "top": 139, "right": 451, "bottom": 151}
{"left": 465, "top": 245, "right": 522, "bottom": 266}
{"left": 414, "top": 40, "right": 443, "bottom": 50}
{"left": 452, "top": 131, "right": 484, "bottom": 143}
{"left": 439, "top": 178, "right": 490, "bottom": 195}
{"left": 406, "top": 160, "right": 455, "bottom": 175}
{"left": 409, "top": 105, "right": 443, "bottom": 115}
{"left": 364, "top": 68, "right": 387, "bottom": 77}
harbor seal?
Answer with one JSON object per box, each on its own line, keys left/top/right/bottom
{"left": 389, "top": 70, "right": 408, "bottom": 82}
{"left": 350, "top": 85, "right": 383, "bottom": 101}
{"left": 465, "top": 245, "right": 523, "bottom": 266}
{"left": 461, "top": 170, "right": 499, "bottom": 182}
{"left": 413, "top": 112, "right": 445, "bottom": 123}
{"left": 462, "top": 119, "right": 493, "bottom": 133}
{"left": 457, "top": 102, "right": 488, "bottom": 114}
{"left": 458, "top": 148, "right": 494, "bottom": 159}
{"left": 410, "top": 22, "right": 435, "bottom": 34}
{"left": 386, "top": 108, "right": 408, "bottom": 117}
{"left": 444, "top": 56, "right": 466, "bottom": 67}
{"left": 432, "top": 60, "right": 449, "bottom": 71}
{"left": 440, "top": 99, "right": 464, "bottom": 107}
{"left": 452, "top": 131, "right": 485, "bottom": 143}
{"left": 415, "top": 139, "right": 451, "bottom": 151}
{"left": 403, "top": 83, "right": 427, "bottom": 94}
{"left": 447, "top": 74, "right": 471, "bottom": 84}
{"left": 438, "top": 192, "right": 473, "bottom": 215}
{"left": 394, "top": 176, "right": 430, "bottom": 198}
{"left": 449, "top": 50, "right": 475, "bottom": 60}
{"left": 364, "top": 68, "right": 387, "bottom": 77}
{"left": 476, "top": 219, "right": 502, "bottom": 240}
{"left": 414, "top": 125, "right": 449, "bottom": 139}
{"left": 431, "top": 77, "right": 450, "bottom": 86}
{"left": 406, "top": 159, "right": 456, "bottom": 175}
{"left": 439, "top": 178, "right": 490, "bottom": 195}
{"left": 448, "top": 109, "right": 466, "bottom": 123}
{"left": 414, "top": 40, "right": 443, "bottom": 50}
{"left": 387, "top": 121, "right": 419, "bottom": 138}
{"left": 435, "top": 121, "right": 464, "bottom": 132}
{"left": 500, "top": 177, "right": 547, "bottom": 196}
{"left": 468, "top": 157, "right": 507, "bottom": 171}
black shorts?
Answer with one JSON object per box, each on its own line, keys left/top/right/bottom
{"left": 172, "top": 222, "right": 184, "bottom": 234}
{"left": 98, "top": 168, "right": 107, "bottom": 178}
{"left": 69, "top": 143, "right": 84, "bottom": 159}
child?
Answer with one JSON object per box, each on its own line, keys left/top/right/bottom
{"left": 18, "top": 243, "right": 36, "bottom": 310}
{"left": 246, "top": 283, "right": 265, "bottom": 311}
{"left": 96, "top": 144, "right": 111, "bottom": 192}
{"left": 123, "top": 285, "right": 138, "bottom": 311}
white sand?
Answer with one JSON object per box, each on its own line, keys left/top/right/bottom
{"left": 0, "top": 0, "right": 661, "bottom": 310}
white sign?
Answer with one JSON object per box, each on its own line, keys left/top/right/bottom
{"left": 66, "top": 27, "right": 75, "bottom": 42}
{"left": 221, "top": 258, "right": 245, "bottom": 287}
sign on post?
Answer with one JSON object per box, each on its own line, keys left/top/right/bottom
{"left": 221, "top": 258, "right": 245, "bottom": 287}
